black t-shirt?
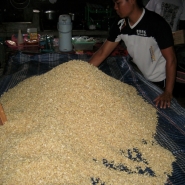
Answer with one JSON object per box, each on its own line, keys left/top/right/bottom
{"left": 107, "top": 8, "right": 174, "bottom": 82}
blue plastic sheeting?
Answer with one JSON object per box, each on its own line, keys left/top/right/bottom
{"left": 0, "top": 52, "right": 185, "bottom": 184}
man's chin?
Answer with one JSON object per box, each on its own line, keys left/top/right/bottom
{"left": 117, "top": 13, "right": 125, "bottom": 18}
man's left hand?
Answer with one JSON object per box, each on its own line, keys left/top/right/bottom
{"left": 153, "top": 91, "right": 173, "bottom": 109}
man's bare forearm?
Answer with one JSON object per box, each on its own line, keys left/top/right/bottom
{"left": 88, "top": 40, "right": 119, "bottom": 67}
{"left": 89, "top": 49, "right": 108, "bottom": 67}
{"left": 165, "top": 57, "right": 177, "bottom": 94}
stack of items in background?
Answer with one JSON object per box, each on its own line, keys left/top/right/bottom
{"left": 5, "top": 28, "right": 54, "bottom": 53}
{"left": 5, "top": 28, "right": 39, "bottom": 52}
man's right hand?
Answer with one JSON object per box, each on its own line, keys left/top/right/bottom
{"left": 88, "top": 40, "right": 119, "bottom": 67}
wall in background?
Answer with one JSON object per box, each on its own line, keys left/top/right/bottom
{"left": 0, "top": 0, "right": 113, "bottom": 22}
{"left": 0, "top": 0, "right": 150, "bottom": 23}
{"left": 0, "top": 0, "right": 115, "bottom": 32}
{"left": 0, "top": 0, "right": 150, "bottom": 38}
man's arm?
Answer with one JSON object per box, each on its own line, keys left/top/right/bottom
{"left": 89, "top": 40, "right": 119, "bottom": 67}
{"left": 154, "top": 46, "right": 177, "bottom": 108}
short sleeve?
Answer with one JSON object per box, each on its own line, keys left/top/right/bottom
{"left": 154, "top": 18, "right": 174, "bottom": 49}
{"left": 107, "top": 19, "right": 122, "bottom": 43}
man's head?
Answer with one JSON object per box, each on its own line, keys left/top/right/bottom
{"left": 136, "top": 0, "right": 144, "bottom": 8}
{"left": 113, "top": 0, "right": 144, "bottom": 8}
{"left": 113, "top": 0, "right": 144, "bottom": 18}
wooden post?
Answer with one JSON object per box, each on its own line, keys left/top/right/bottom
{"left": 0, "top": 104, "right": 7, "bottom": 125}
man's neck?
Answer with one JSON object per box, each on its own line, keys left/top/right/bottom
{"left": 128, "top": 8, "right": 144, "bottom": 26}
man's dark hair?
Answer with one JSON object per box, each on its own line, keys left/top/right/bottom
{"left": 112, "top": 0, "right": 144, "bottom": 8}
{"left": 136, "top": 0, "right": 144, "bottom": 8}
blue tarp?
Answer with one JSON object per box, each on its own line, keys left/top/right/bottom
{"left": 0, "top": 52, "right": 185, "bottom": 184}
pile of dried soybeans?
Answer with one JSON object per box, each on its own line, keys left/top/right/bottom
{"left": 0, "top": 60, "right": 175, "bottom": 185}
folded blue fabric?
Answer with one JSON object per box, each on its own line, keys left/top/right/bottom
{"left": 0, "top": 52, "right": 185, "bottom": 185}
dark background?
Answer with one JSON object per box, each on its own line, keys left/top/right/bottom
{"left": 0, "top": 0, "right": 114, "bottom": 22}
{"left": 0, "top": 0, "right": 149, "bottom": 30}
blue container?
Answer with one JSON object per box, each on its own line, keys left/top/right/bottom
{"left": 58, "top": 14, "right": 72, "bottom": 52}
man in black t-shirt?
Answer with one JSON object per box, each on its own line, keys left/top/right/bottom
{"left": 89, "top": 0, "right": 177, "bottom": 109}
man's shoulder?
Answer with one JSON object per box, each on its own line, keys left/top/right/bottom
{"left": 144, "top": 8, "right": 164, "bottom": 21}
{"left": 144, "top": 8, "right": 170, "bottom": 25}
